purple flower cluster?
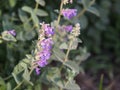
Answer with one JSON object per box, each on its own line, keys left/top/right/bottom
{"left": 8, "top": 30, "right": 16, "bottom": 36}
{"left": 63, "top": 25, "right": 73, "bottom": 32}
{"left": 35, "top": 23, "right": 54, "bottom": 75}
{"left": 61, "top": 9, "right": 77, "bottom": 19}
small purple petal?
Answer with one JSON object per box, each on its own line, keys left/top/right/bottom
{"left": 35, "top": 67, "right": 40, "bottom": 75}
{"left": 8, "top": 30, "right": 16, "bottom": 36}
{"left": 37, "top": 60, "right": 48, "bottom": 67}
{"left": 61, "top": 9, "right": 77, "bottom": 19}
{"left": 63, "top": 25, "right": 73, "bottom": 32}
{"left": 41, "top": 23, "right": 54, "bottom": 37}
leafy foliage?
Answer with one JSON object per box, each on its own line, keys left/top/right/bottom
{"left": 0, "top": 0, "right": 119, "bottom": 90}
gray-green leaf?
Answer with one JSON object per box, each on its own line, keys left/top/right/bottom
{"left": 59, "top": 42, "right": 68, "bottom": 49}
{"left": 1, "top": 31, "right": 16, "bottom": 42}
{"left": 18, "top": 9, "right": 29, "bottom": 22}
{"left": 34, "top": 9, "right": 48, "bottom": 16}
{"left": 64, "top": 80, "right": 80, "bottom": 90}
{"left": 22, "top": 6, "right": 33, "bottom": 14}
{"left": 64, "top": 61, "right": 79, "bottom": 74}
{"left": 35, "top": 0, "right": 45, "bottom": 6}
{"left": 87, "top": 6, "right": 100, "bottom": 16}
{"left": 0, "top": 77, "right": 6, "bottom": 90}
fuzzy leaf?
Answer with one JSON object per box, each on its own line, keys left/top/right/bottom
{"left": 64, "top": 80, "right": 80, "bottom": 90}
{"left": 31, "top": 13, "right": 39, "bottom": 28}
{"left": 25, "top": 31, "right": 36, "bottom": 40}
{"left": 26, "top": 54, "right": 33, "bottom": 59}
{"left": 77, "top": 38, "right": 82, "bottom": 43}
{"left": 81, "top": 0, "right": 92, "bottom": 8}
{"left": 53, "top": 47, "right": 66, "bottom": 62}
{"left": 22, "top": 6, "right": 33, "bottom": 14}
{"left": 18, "top": 9, "right": 29, "bottom": 22}
{"left": 34, "top": 9, "right": 48, "bottom": 16}
{"left": 0, "top": 77, "right": 6, "bottom": 90}
{"left": 71, "top": 39, "right": 78, "bottom": 50}
{"left": 87, "top": 6, "right": 100, "bottom": 16}
{"left": 59, "top": 42, "right": 68, "bottom": 49}
{"left": 64, "top": 61, "right": 79, "bottom": 74}
{"left": 9, "top": 0, "right": 16, "bottom": 7}
{"left": 46, "top": 68, "right": 64, "bottom": 88}
{"left": 1, "top": 31, "right": 16, "bottom": 42}
{"left": 16, "top": 31, "right": 25, "bottom": 41}
{"left": 7, "top": 82, "right": 11, "bottom": 90}
{"left": 35, "top": 0, "right": 45, "bottom": 6}
{"left": 22, "top": 68, "right": 33, "bottom": 86}
{"left": 12, "top": 73, "right": 21, "bottom": 84}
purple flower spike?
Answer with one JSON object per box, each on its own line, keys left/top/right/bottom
{"left": 35, "top": 22, "right": 54, "bottom": 75}
{"left": 8, "top": 30, "right": 16, "bottom": 36}
{"left": 61, "top": 9, "right": 77, "bottom": 19}
{"left": 63, "top": 25, "right": 73, "bottom": 32}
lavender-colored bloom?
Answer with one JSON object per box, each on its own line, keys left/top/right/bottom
{"left": 40, "top": 38, "right": 53, "bottom": 50}
{"left": 63, "top": 25, "right": 73, "bottom": 32}
{"left": 8, "top": 30, "right": 16, "bottom": 36}
{"left": 35, "top": 67, "right": 40, "bottom": 75}
{"left": 37, "top": 50, "right": 51, "bottom": 61}
{"left": 61, "top": 9, "right": 77, "bottom": 19}
{"left": 35, "top": 23, "right": 54, "bottom": 75}
{"left": 37, "top": 59, "right": 48, "bottom": 67}
{"left": 42, "top": 24, "right": 54, "bottom": 37}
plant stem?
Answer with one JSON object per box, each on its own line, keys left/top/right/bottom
{"left": 13, "top": 80, "right": 24, "bottom": 90}
{"left": 57, "top": 0, "right": 64, "bottom": 26}
{"left": 4, "top": 75, "right": 13, "bottom": 81}
{"left": 76, "top": 8, "right": 87, "bottom": 18}
{"left": 34, "top": 2, "right": 39, "bottom": 13}
{"left": 99, "top": 74, "right": 104, "bottom": 90}
{"left": 77, "top": 0, "right": 95, "bottom": 18}
{"left": 64, "top": 39, "right": 73, "bottom": 62}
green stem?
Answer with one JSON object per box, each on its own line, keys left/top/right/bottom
{"left": 76, "top": 8, "right": 87, "bottom": 18}
{"left": 77, "top": 0, "right": 95, "bottom": 18}
{"left": 57, "top": 0, "right": 64, "bottom": 26}
{"left": 64, "top": 39, "right": 73, "bottom": 62}
{"left": 34, "top": 2, "right": 39, "bottom": 13}
{"left": 13, "top": 80, "right": 24, "bottom": 90}
{"left": 99, "top": 74, "right": 104, "bottom": 90}
{"left": 4, "top": 75, "right": 13, "bottom": 81}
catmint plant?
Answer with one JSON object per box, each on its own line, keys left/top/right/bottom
{"left": 34, "top": 23, "right": 54, "bottom": 75}
{"left": 1, "top": 0, "right": 98, "bottom": 89}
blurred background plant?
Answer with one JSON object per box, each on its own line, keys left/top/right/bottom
{"left": 0, "top": 0, "right": 120, "bottom": 90}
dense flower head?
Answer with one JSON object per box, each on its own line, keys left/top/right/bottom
{"left": 71, "top": 23, "right": 81, "bottom": 37}
{"left": 61, "top": 9, "right": 77, "bottom": 19}
{"left": 34, "top": 23, "right": 54, "bottom": 75}
{"left": 8, "top": 30, "right": 16, "bottom": 36}
{"left": 63, "top": 25, "right": 73, "bottom": 32}
{"left": 40, "top": 38, "right": 53, "bottom": 50}
{"left": 40, "top": 23, "right": 54, "bottom": 37}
